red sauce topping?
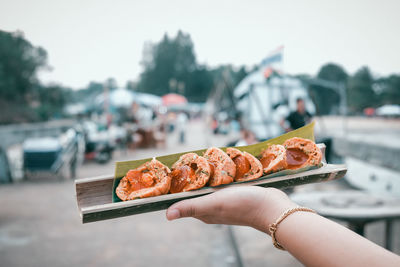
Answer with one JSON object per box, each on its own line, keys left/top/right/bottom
{"left": 286, "top": 148, "right": 308, "bottom": 169}
{"left": 260, "top": 154, "right": 276, "bottom": 168}
{"left": 233, "top": 155, "right": 251, "bottom": 179}
{"left": 126, "top": 169, "right": 155, "bottom": 192}
{"left": 170, "top": 165, "right": 196, "bottom": 193}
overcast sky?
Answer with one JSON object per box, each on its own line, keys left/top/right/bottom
{"left": 1, "top": 0, "right": 399, "bottom": 89}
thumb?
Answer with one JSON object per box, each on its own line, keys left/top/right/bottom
{"left": 166, "top": 198, "right": 198, "bottom": 221}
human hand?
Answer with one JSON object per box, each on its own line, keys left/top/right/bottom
{"left": 166, "top": 186, "right": 297, "bottom": 234}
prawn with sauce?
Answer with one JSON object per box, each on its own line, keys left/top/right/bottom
{"left": 116, "top": 158, "right": 171, "bottom": 201}
{"left": 170, "top": 153, "right": 211, "bottom": 193}
{"left": 226, "top": 147, "right": 263, "bottom": 181}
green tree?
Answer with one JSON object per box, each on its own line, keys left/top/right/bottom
{"left": 0, "top": 30, "right": 77, "bottom": 123}
{"left": 126, "top": 80, "right": 136, "bottom": 91}
{"left": 209, "top": 65, "right": 248, "bottom": 90}
{"left": 136, "top": 31, "right": 250, "bottom": 102}
{"left": 137, "top": 30, "right": 198, "bottom": 98}
{"left": 71, "top": 81, "right": 104, "bottom": 103}
{"left": 105, "top": 77, "right": 118, "bottom": 90}
{"left": 184, "top": 66, "right": 214, "bottom": 102}
{"left": 0, "top": 30, "right": 48, "bottom": 102}
{"left": 234, "top": 66, "right": 248, "bottom": 85}
{"left": 347, "top": 66, "right": 376, "bottom": 112}
{"left": 35, "top": 84, "right": 72, "bottom": 120}
{"left": 375, "top": 74, "right": 400, "bottom": 105}
{"left": 309, "top": 63, "right": 348, "bottom": 115}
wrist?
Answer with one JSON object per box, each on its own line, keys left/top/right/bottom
{"left": 252, "top": 188, "right": 297, "bottom": 234}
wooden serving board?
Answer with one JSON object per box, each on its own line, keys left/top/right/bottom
{"left": 75, "top": 144, "right": 347, "bottom": 223}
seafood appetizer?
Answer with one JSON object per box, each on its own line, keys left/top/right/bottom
{"left": 259, "top": 144, "right": 287, "bottom": 175}
{"left": 226, "top": 147, "right": 263, "bottom": 182}
{"left": 169, "top": 153, "right": 211, "bottom": 193}
{"left": 115, "top": 137, "right": 323, "bottom": 201}
{"left": 283, "top": 137, "right": 322, "bottom": 170}
{"left": 116, "top": 158, "right": 171, "bottom": 201}
{"left": 203, "top": 147, "right": 236, "bottom": 186}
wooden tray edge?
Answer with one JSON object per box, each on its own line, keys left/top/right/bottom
{"left": 78, "top": 163, "right": 346, "bottom": 223}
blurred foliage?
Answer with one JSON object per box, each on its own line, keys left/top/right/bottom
{"left": 309, "top": 63, "right": 348, "bottom": 115}
{"left": 1, "top": 29, "right": 399, "bottom": 124}
{"left": 0, "top": 30, "right": 71, "bottom": 124}
{"left": 210, "top": 65, "right": 249, "bottom": 87}
{"left": 136, "top": 30, "right": 248, "bottom": 102}
{"left": 137, "top": 31, "right": 196, "bottom": 97}
{"left": 308, "top": 63, "right": 400, "bottom": 114}
{"left": 347, "top": 66, "right": 376, "bottom": 113}
{"left": 72, "top": 81, "right": 104, "bottom": 103}
{"left": 0, "top": 30, "right": 47, "bottom": 102}
{"left": 374, "top": 75, "right": 400, "bottom": 105}
{"left": 34, "top": 84, "right": 73, "bottom": 120}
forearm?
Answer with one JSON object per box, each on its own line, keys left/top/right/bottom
{"left": 261, "top": 210, "right": 400, "bottom": 267}
{"left": 167, "top": 186, "right": 400, "bottom": 266}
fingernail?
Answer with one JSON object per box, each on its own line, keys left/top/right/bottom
{"left": 167, "top": 209, "right": 180, "bottom": 221}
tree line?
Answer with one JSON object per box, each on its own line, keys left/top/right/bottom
{"left": 0, "top": 29, "right": 399, "bottom": 124}
{"left": 307, "top": 63, "right": 400, "bottom": 115}
{"left": 0, "top": 30, "right": 72, "bottom": 124}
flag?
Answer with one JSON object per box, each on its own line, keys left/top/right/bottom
{"left": 260, "top": 46, "right": 284, "bottom": 78}
{"left": 260, "top": 45, "right": 284, "bottom": 69}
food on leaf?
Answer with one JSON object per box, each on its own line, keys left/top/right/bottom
{"left": 116, "top": 158, "right": 171, "bottom": 201}
{"left": 115, "top": 135, "right": 323, "bottom": 201}
{"left": 260, "top": 144, "right": 287, "bottom": 174}
{"left": 283, "top": 137, "right": 322, "bottom": 170}
{"left": 203, "top": 147, "right": 236, "bottom": 186}
{"left": 226, "top": 147, "right": 263, "bottom": 182}
{"left": 169, "top": 153, "right": 211, "bottom": 193}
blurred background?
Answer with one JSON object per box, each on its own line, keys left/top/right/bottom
{"left": 0, "top": 0, "right": 399, "bottom": 266}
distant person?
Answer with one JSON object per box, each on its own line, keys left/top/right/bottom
{"left": 176, "top": 112, "right": 188, "bottom": 144}
{"left": 235, "top": 129, "right": 258, "bottom": 146}
{"left": 152, "top": 110, "right": 167, "bottom": 148}
{"left": 281, "top": 98, "right": 312, "bottom": 132}
{"left": 211, "top": 116, "right": 218, "bottom": 134}
{"left": 230, "top": 119, "right": 241, "bottom": 133}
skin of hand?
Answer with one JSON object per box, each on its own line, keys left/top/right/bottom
{"left": 166, "top": 186, "right": 400, "bottom": 267}
{"left": 166, "top": 186, "right": 297, "bottom": 234}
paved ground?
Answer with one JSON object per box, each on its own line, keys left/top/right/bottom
{"left": 1, "top": 118, "right": 399, "bottom": 267}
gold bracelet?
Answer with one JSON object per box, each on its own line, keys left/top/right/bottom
{"left": 269, "top": 206, "right": 316, "bottom": 250}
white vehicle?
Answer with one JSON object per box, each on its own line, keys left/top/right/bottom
{"left": 375, "top": 104, "right": 400, "bottom": 117}
{"left": 234, "top": 69, "right": 315, "bottom": 140}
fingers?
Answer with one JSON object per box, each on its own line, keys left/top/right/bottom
{"left": 166, "top": 208, "right": 180, "bottom": 220}
{"left": 166, "top": 193, "right": 218, "bottom": 221}
{"left": 165, "top": 186, "right": 294, "bottom": 232}
{"left": 166, "top": 199, "right": 199, "bottom": 220}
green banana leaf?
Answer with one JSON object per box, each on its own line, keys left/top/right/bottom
{"left": 112, "top": 122, "right": 316, "bottom": 202}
